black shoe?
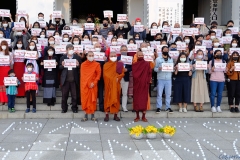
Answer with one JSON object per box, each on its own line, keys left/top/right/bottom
{"left": 47, "top": 103, "right": 51, "bottom": 107}
{"left": 132, "top": 109, "right": 136, "bottom": 112}
{"left": 235, "top": 107, "right": 239, "bottom": 113}
{"left": 73, "top": 110, "right": 78, "bottom": 113}
{"left": 61, "top": 110, "right": 67, "bottom": 113}
{"left": 230, "top": 107, "right": 235, "bottom": 113}
{"left": 156, "top": 108, "right": 161, "bottom": 113}
{"left": 166, "top": 108, "right": 173, "bottom": 113}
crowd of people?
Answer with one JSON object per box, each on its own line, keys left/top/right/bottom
{"left": 0, "top": 11, "right": 239, "bottom": 122}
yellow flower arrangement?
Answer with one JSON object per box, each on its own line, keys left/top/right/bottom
{"left": 143, "top": 125, "right": 158, "bottom": 134}
{"left": 128, "top": 125, "right": 144, "bottom": 137}
{"left": 158, "top": 125, "right": 176, "bottom": 136}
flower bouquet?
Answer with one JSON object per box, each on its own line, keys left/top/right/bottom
{"left": 158, "top": 125, "right": 176, "bottom": 139}
{"left": 128, "top": 125, "right": 144, "bottom": 139}
{"left": 94, "top": 17, "right": 101, "bottom": 26}
{"left": 143, "top": 125, "right": 158, "bottom": 139}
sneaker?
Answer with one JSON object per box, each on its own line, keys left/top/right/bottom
{"left": 235, "top": 107, "right": 239, "bottom": 113}
{"left": 179, "top": 108, "right": 182, "bottom": 113}
{"left": 11, "top": 108, "right": 15, "bottom": 113}
{"left": 25, "top": 108, "right": 30, "bottom": 113}
{"left": 32, "top": 108, "right": 36, "bottom": 113}
{"left": 211, "top": 107, "right": 217, "bottom": 113}
{"left": 8, "top": 108, "right": 12, "bottom": 113}
{"left": 153, "top": 87, "right": 157, "bottom": 92}
{"left": 216, "top": 106, "right": 222, "bottom": 113}
{"left": 230, "top": 107, "right": 235, "bottom": 113}
{"left": 156, "top": 108, "right": 161, "bottom": 113}
{"left": 166, "top": 108, "right": 173, "bottom": 113}
{"left": 183, "top": 108, "right": 187, "bottom": 113}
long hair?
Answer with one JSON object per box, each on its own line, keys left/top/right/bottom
{"left": 13, "top": 39, "right": 24, "bottom": 50}
{"left": 230, "top": 51, "right": 240, "bottom": 62}
{"left": 0, "top": 40, "right": 10, "bottom": 55}
{"left": 175, "top": 52, "right": 187, "bottom": 66}
{"left": 26, "top": 41, "right": 38, "bottom": 51}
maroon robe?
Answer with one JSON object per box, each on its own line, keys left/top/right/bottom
{"left": 132, "top": 59, "right": 152, "bottom": 111}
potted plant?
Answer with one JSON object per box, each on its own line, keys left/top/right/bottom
{"left": 143, "top": 125, "right": 158, "bottom": 139}
{"left": 158, "top": 125, "right": 176, "bottom": 139}
{"left": 128, "top": 125, "right": 144, "bottom": 139}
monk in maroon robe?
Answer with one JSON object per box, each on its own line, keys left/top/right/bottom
{"left": 132, "top": 51, "right": 152, "bottom": 122}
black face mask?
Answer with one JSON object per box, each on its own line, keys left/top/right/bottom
{"left": 162, "top": 52, "right": 168, "bottom": 56}
{"left": 228, "top": 26, "right": 233, "bottom": 28}
{"left": 49, "top": 28, "right": 55, "bottom": 31}
{"left": 103, "top": 23, "right": 108, "bottom": 27}
{"left": 135, "top": 37, "right": 139, "bottom": 40}
{"left": 233, "top": 57, "right": 239, "bottom": 61}
{"left": 216, "top": 55, "right": 222, "bottom": 59}
{"left": 164, "top": 58, "right": 168, "bottom": 61}
{"left": 155, "top": 39, "right": 161, "bottom": 41}
{"left": 87, "top": 21, "right": 92, "bottom": 23}
{"left": 55, "top": 20, "right": 60, "bottom": 24}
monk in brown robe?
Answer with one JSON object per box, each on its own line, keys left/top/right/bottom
{"left": 81, "top": 51, "right": 101, "bottom": 121}
{"left": 103, "top": 52, "right": 124, "bottom": 122}
{"left": 132, "top": 51, "right": 153, "bottom": 122}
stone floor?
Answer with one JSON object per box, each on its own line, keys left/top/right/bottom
{"left": 0, "top": 118, "right": 239, "bottom": 160}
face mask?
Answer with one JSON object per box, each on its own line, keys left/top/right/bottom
{"left": 92, "top": 42, "right": 97, "bottom": 45}
{"left": 152, "top": 26, "right": 157, "bottom": 29}
{"left": 30, "top": 46, "right": 35, "bottom": 50}
{"left": 119, "top": 24, "right": 124, "bottom": 27}
{"left": 68, "top": 50, "right": 74, "bottom": 55}
{"left": 171, "top": 48, "right": 177, "bottom": 51}
{"left": 54, "top": 35, "right": 59, "bottom": 38}
{"left": 103, "top": 23, "right": 108, "bottom": 27}
{"left": 95, "top": 48, "right": 101, "bottom": 52}
{"left": 9, "top": 74, "right": 15, "bottom": 77}
{"left": 197, "top": 55, "right": 203, "bottom": 59}
{"left": 163, "top": 25, "right": 168, "bottom": 27}
{"left": 129, "top": 43, "right": 134, "bottom": 45}
{"left": 87, "top": 57, "right": 94, "bottom": 62}
{"left": 49, "top": 28, "right": 55, "bottom": 30}
{"left": 141, "top": 48, "right": 148, "bottom": 52}
{"left": 233, "top": 57, "right": 239, "bottom": 61}
{"left": 3, "top": 24, "right": 8, "bottom": 28}
{"left": 232, "top": 43, "right": 237, "bottom": 47}
{"left": 73, "top": 23, "right": 77, "bottom": 26}
{"left": 180, "top": 58, "right": 186, "bottom": 62}
{"left": 136, "top": 22, "right": 141, "bottom": 25}
{"left": 176, "top": 41, "right": 181, "bottom": 45}
{"left": 32, "top": 40, "right": 37, "bottom": 44}
{"left": 0, "top": 34, "right": 3, "bottom": 38}
{"left": 216, "top": 55, "right": 222, "bottom": 59}
{"left": 195, "top": 44, "right": 201, "bottom": 46}
{"left": 17, "top": 32, "right": 22, "bottom": 36}
{"left": 110, "top": 57, "right": 117, "bottom": 62}
{"left": 55, "top": 20, "right": 60, "bottom": 24}
{"left": 1, "top": 45, "right": 6, "bottom": 50}
{"left": 63, "top": 38, "right": 69, "bottom": 42}
{"left": 27, "top": 68, "right": 33, "bottom": 72}
{"left": 214, "top": 43, "right": 219, "bottom": 47}
{"left": 87, "top": 21, "right": 92, "bottom": 23}
{"left": 164, "top": 58, "right": 168, "bottom": 61}
{"left": 17, "top": 44, "right": 22, "bottom": 48}
{"left": 20, "top": 20, "right": 25, "bottom": 23}
{"left": 228, "top": 26, "right": 233, "bottom": 28}
{"left": 211, "top": 36, "right": 216, "bottom": 39}
{"left": 112, "top": 42, "right": 117, "bottom": 46}
{"left": 121, "top": 52, "right": 127, "bottom": 55}
{"left": 162, "top": 52, "right": 168, "bottom": 56}
{"left": 73, "top": 41, "right": 79, "bottom": 45}
{"left": 185, "top": 39, "right": 190, "bottom": 43}
{"left": 48, "top": 51, "right": 53, "bottom": 56}
{"left": 40, "top": 35, "right": 45, "bottom": 38}
{"left": 49, "top": 41, "right": 55, "bottom": 45}
{"left": 135, "top": 37, "right": 139, "bottom": 40}
{"left": 118, "top": 38, "right": 123, "bottom": 40}
{"left": 226, "top": 34, "right": 231, "bottom": 37}
{"left": 34, "top": 26, "right": 39, "bottom": 28}
{"left": 84, "top": 39, "right": 89, "bottom": 41}
{"left": 38, "top": 17, "right": 44, "bottom": 21}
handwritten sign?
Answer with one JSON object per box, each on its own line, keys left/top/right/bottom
{"left": 150, "top": 41, "right": 160, "bottom": 49}
{"left": 117, "top": 39, "right": 128, "bottom": 46}
{"left": 84, "top": 23, "right": 94, "bottom": 30}
{"left": 38, "top": 21, "right": 46, "bottom": 28}
{"left": 0, "top": 56, "right": 9, "bottom": 64}
{"left": 195, "top": 46, "right": 206, "bottom": 53}
{"left": 14, "top": 22, "right": 25, "bottom": 30}
{"left": 72, "top": 28, "right": 83, "bottom": 35}
{"left": 36, "top": 44, "right": 41, "bottom": 52}
{"left": 134, "top": 25, "right": 144, "bottom": 32}
{"left": 214, "top": 63, "right": 226, "bottom": 72}
{"left": 228, "top": 27, "right": 239, "bottom": 35}
{"left": 171, "top": 28, "right": 181, "bottom": 35}
{"left": 0, "top": 9, "right": 10, "bottom": 17}
{"left": 31, "top": 28, "right": 41, "bottom": 36}
{"left": 4, "top": 77, "right": 17, "bottom": 86}
{"left": 93, "top": 52, "right": 105, "bottom": 61}
{"left": 103, "top": 10, "right": 113, "bottom": 18}
{"left": 195, "top": 61, "right": 207, "bottom": 70}
{"left": 126, "top": 44, "right": 138, "bottom": 52}
{"left": 234, "top": 63, "right": 240, "bottom": 71}
{"left": 46, "top": 30, "right": 55, "bottom": 37}
{"left": 162, "top": 26, "right": 171, "bottom": 33}
{"left": 135, "top": 40, "right": 143, "bottom": 48}
{"left": 150, "top": 29, "right": 160, "bottom": 36}
{"left": 25, "top": 51, "right": 37, "bottom": 59}
{"left": 117, "top": 14, "right": 127, "bottom": 21}
{"left": 194, "top": 17, "right": 204, "bottom": 24}
{"left": 110, "top": 46, "right": 121, "bottom": 54}
{"left": 177, "top": 42, "right": 186, "bottom": 51}
{"left": 202, "top": 40, "right": 212, "bottom": 48}
{"left": 229, "top": 48, "right": 240, "bottom": 55}
{"left": 73, "top": 45, "right": 83, "bottom": 53}
{"left": 62, "top": 30, "right": 72, "bottom": 37}
{"left": 169, "top": 51, "right": 179, "bottom": 59}
{"left": 156, "top": 45, "right": 168, "bottom": 53}
{"left": 14, "top": 50, "right": 25, "bottom": 59}
{"left": 143, "top": 52, "right": 154, "bottom": 61}
{"left": 23, "top": 74, "right": 36, "bottom": 82}
{"left": 17, "top": 10, "right": 27, "bottom": 16}
{"left": 178, "top": 63, "right": 190, "bottom": 71}
{"left": 54, "top": 37, "right": 62, "bottom": 45}
{"left": 121, "top": 55, "right": 133, "bottom": 65}
{"left": 55, "top": 45, "right": 66, "bottom": 54}
{"left": 44, "top": 60, "right": 56, "bottom": 69}
{"left": 52, "top": 11, "right": 61, "bottom": 18}
{"left": 64, "top": 59, "right": 76, "bottom": 70}
{"left": 222, "top": 36, "right": 232, "bottom": 44}
{"left": 37, "top": 38, "right": 48, "bottom": 46}
{"left": 162, "top": 63, "right": 174, "bottom": 72}
{"left": 84, "top": 45, "right": 95, "bottom": 53}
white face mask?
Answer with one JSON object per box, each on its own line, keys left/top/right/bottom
{"left": 226, "top": 34, "right": 231, "bottom": 37}
{"left": 73, "top": 41, "right": 79, "bottom": 45}
{"left": 87, "top": 57, "right": 94, "bottom": 62}
{"left": 1, "top": 45, "right": 6, "bottom": 50}
{"left": 185, "top": 39, "right": 190, "bottom": 43}
{"left": 136, "top": 22, "right": 141, "bottom": 25}
{"left": 30, "top": 46, "right": 35, "bottom": 50}
{"left": 180, "top": 58, "right": 186, "bottom": 62}
{"left": 49, "top": 41, "right": 55, "bottom": 45}
{"left": 73, "top": 23, "right": 77, "bottom": 26}
{"left": 84, "top": 39, "right": 89, "bottom": 41}
{"left": 48, "top": 51, "right": 54, "bottom": 56}
{"left": 92, "top": 42, "right": 97, "bottom": 45}
{"left": 38, "top": 17, "right": 44, "bottom": 21}
{"left": 110, "top": 57, "right": 117, "bottom": 62}
{"left": 17, "top": 32, "right": 22, "bottom": 36}
{"left": 211, "top": 36, "right": 216, "bottom": 40}
{"left": 3, "top": 24, "right": 8, "bottom": 28}
{"left": 17, "top": 44, "right": 22, "bottom": 48}
{"left": 112, "top": 42, "right": 117, "bottom": 46}
{"left": 152, "top": 26, "right": 157, "bottom": 29}
{"left": 214, "top": 43, "right": 219, "bottom": 47}
{"left": 232, "top": 43, "right": 237, "bottom": 47}
{"left": 119, "top": 24, "right": 124, "bottom": 27}
{"left": 0, "top": 34, "right": 3, "bottom": 38}
{"left": 95, "top": 48, "right": 101, "bottom": 52}
{"left": 54, "top": 35, "right": 59, "bottom": 38}
{"left": 40, "top": 35, "right": 45, "bottom": 38}
{"left": 68, "top": 50, "right": 74, "bottom": 55}
{"left": 27, "top": 68, "right": 33, "bottom": 72}
{"left": 63, "top": 38, "right": 69, "bottom": 42}
{"left": 197, "top": 55, "right": 203, "bottom": 59}
{"left": 176, "top": 41, "right": 181, "bottom": 45}
{"left": 141, "top": 48, "right": 148, "bottom": 52}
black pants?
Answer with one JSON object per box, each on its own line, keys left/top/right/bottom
{"left": 228, "top": 80, "right": 240, "bottom": 105}
{"left": 153, "top": 71, "right": 157, "bottom": 87}
{"left": 61, "top": 81, "right": 78, "bottom": 111}
{"left": 26, "top": 90, "right": 36, "bottom": 109}
{"left": 98, "top": 78, "right": 104, "bottom": 111}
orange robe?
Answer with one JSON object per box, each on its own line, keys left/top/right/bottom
{"left": 80, "top": 60, "right": 101, "bottom": 114}
{"left": 103, "top": 61, "right": 124, "bottom": 114}
{"left": 133, "top": 54, "right": 155, "bottom": 110}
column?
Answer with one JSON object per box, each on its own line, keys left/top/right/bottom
{"left": 54, "top": 0, "right": 71, "bottom": 23}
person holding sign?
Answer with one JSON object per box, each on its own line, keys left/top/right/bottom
{"left": 40, "top": 46, "right": 59, "bottom": 106}
{"left": 24, "top": 41, "right": 40, "bottom": 74}
{"left": 115, "top": 16, "right": 131, "bottom": 39}
{"left": 49, "top": 14, "right": 66, "bottom": 34}
{"left": 130, "top": 18, "right": 146, "bottom": 40}
{"left": 10, "top": 28, "right": 31, "bottom": 49}
{"left": 208, "top": 50, "right": 226, "bottom": 113}
{"left": 1, "top": 18, "right": 14, "bottom": 39}
{"left": 23, "top": 63, "right": 39, "bottom": 113}
{"left": 103, "top": 52, "right": 124, "bottom": 122}
{"left": 173, "top": 52, "right": 192, "bottom": 113}
{"left": 59, "top": 44, "right": 81, "bottom": 113}
{"left": 191, "top": 50, "right": 210, "bottom": 112}
{"left": 80, "top": 51, "right": 101, "bottom": 122}
{"left": 99, "top": 17, "right": 115, "bottom": 39}
{"left": 154, "top": 46, "right": 174, "bottom": 113}
{"left": 5, "top": 69, "right": 20, "bottom": 113}
{"left": 226, "top": 52, "right": 240, "bottom": 113}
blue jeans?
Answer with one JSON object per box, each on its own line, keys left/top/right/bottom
{"left": 156, "top": 79, "right": 172, "bottom": 109}
{"left": 7, "top": 95, "right": 15, "bottom": 109}
{"left": 210, "top": 81, "right": 225, "bottom": 107}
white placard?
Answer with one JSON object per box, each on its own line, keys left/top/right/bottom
{"left": 110, "top": 46, "right": 121, "bottom": 54}
{"left": 31, "top": 28, "right": 41, "bottom": 36}
{"left": 72, "top": 28, "right": 83, "bottom": 35}
{"left": 234, "top": 63, "right": 240, "bottom": 71}
{"left": 213, "top": 48, "right": 224, "bottom": 55}
{"left": 156, "top": 45, "right": 168, "bottom": 53}
{"left": 25, "top": 51, "right": 37, "bottom": 59}
{"left": 62, "top": 30, "right": 72, "bottom": 37}
{"left": 162, "top": 63, "right": 173, "bottom": 72}
{"left": 0, "top": 56, "right": 9, "bottom": 64}
{"left": 222, "top": 36, "right": 232, "bottom": 44}
{"left": 38, "top": 21, "right": 46, "bottom": 28}
{"left": 150, "top": 41, "right": 160, "bottom": 49}
{"left": 214, "top": 63, "right": 226, "bottom": 72}
{"left": 195, "top": 61, "right": 207, "bottom": 70}
{"left": 17, "top": 10, "right": 27, "bottom": 16}
{"left": 182, "top": 28, "right": 193, "bottom": 36}
{"left": 126, "top": 44, "right": 138, "bottom": 52}
{"left": 64, "top": 59, "right": 76, "bottom": 69}
{"left": 169, "top": 51, "right": 179, "bottom": 59}
{"left": 14, "top": 22, "right": 25, "bottom": 30}
{"left": 0, "top": 9, "right": 10, "bottom": 17}
{"left": 194, "top": 17, "right": 204, "bottom": 24}
{"left": 44, "top": 60, "right": 56, "bottom": 69}
{"left": 150, "top": 29, "right": 160, "bottom": 36}
{"left": 52, "top": 11, "right": 61, "bottom": 18}
{"left": 37, "top": 38, "right": 48, "bottom": 46}
{"left": 23, "top": 74, "right": 36, "bottom": 82}
{"left": 216, "top": 29, "right": 222, "bottom": 38}
{"left": 84, "top": 23, "right": 94, "bottom": 30}
{"left": 4, "top": 77, "right": 17, "bottom": 86}
{"left": 134, "top": 25, "right": 144, "bottom": 32}
{"left": 73, "top": 45, "right": 83, "bottom": 53}
{"left": 195, "top": 46, "right": 206, "bottom": 53}
{"left": 46, "top": 30, "right": 55, "bottom": 37}
{"left": 162, "top": 26, "right": 171, "bottom": 33}
{"left": 135, "top": 40, "right": 143, "bottom": 48}
{"left": 177, "top": 42, "right": 186, "bottom": 51}
{"left": 202, "top": 40, "right": 212, "bottom": 48}
{"left": 121, "top": 55, "right": 133, "bottom": 65}
{"left": 84, "top": 45, "right": 95, "bottom": 53}
{"left": 117, "top": 39, "right": 128, "bottom": 46}
{"left": 36, "top": 44, "right": 41, "bottom": 52}
{"left": 143, "top": 52, "right": 154, "bottom": 61}
{"left": 171, "top": 28, "right": 181, "bottom": 35}
{"left": 14, "top": 50, "right": 25, "bottom": 59}
{"left": 55, "top": 45, "right": 66, "bottom": 54}
{"left": 229, "top": 48, "right": 240, "bottom": 55}
{"left": 103, "top": 10, "right": 113, "bottom": 18}
{"left": 190, "top": 28, "right": 199, "bottom": 35}
{"left": 93, "top": 52, "right": 105, "bottom": 61}
{"left": 117, "top": 14, "right": 127, "bottom": 21}
{"left": 228, "top": 27, "right": 239, "bottom": 35}
{"left": 178, "top": 63, "right": 190, "bottom": 71}
{"left": 54, "top": 37, "right": 62, "bottom": 45}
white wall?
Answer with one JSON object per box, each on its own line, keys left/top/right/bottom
{"left": 55, "top": 0, "right": 71, "bottom": 23}
{"left": 232, "top": 0, "right": 240, "bottom": 28}
{"left": 128, "top": 0, "right": 144, "bottom": 24}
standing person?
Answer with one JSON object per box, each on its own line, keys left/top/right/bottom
{"left": 103, "top": 52, "right": 124, "bottom": 122}
{"left": 173, "top": 52, "right": 192, "bottom": 113}
{"left": 98, "top": 17, "right": 115, "bottom": 39}
{"left": 226, "top": 51, "right": 240, "bottom": 113}
{"left": 132, "top": 51, "right": 152, "bottom": 122}
{"left": 154, "top": 46, "right": 174, "bottom": 113}
{"left": 208, "top": 50, "right": 226, "bottom": 113}
{"left": 40, "top": 47, "right": 59, "bottom": 106}
{"left": 59, "top": 44, "right": 81, "bottom": 113}
{"left": 80, "top": 51, "right": 101, "bottom": 121}
{"left": 130, "top": 18, "right": 146, "bottom": 40}
{"left": 191, "top": 50, "right": 210, "bottom": 112}
{"left": 23, "top": 63, "right": 39, "bottom": 113}
{"left": 115, "top": 17, "right": 131, "bottom": 39}
{"left": 49, "top": 14, "right": 66, "bottom": 34}
{"left": 0, "top": 17, "right": 14, "bottom": 39}
{"left": 10, "top": 28, "right": 31, "bottom": 49}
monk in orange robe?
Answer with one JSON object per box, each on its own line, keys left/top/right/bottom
{"left": 81, "top": 51, "right": 101, "bottom": 121}
{"left": 103, "top": 52, "right": 124, "bottom": 122}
